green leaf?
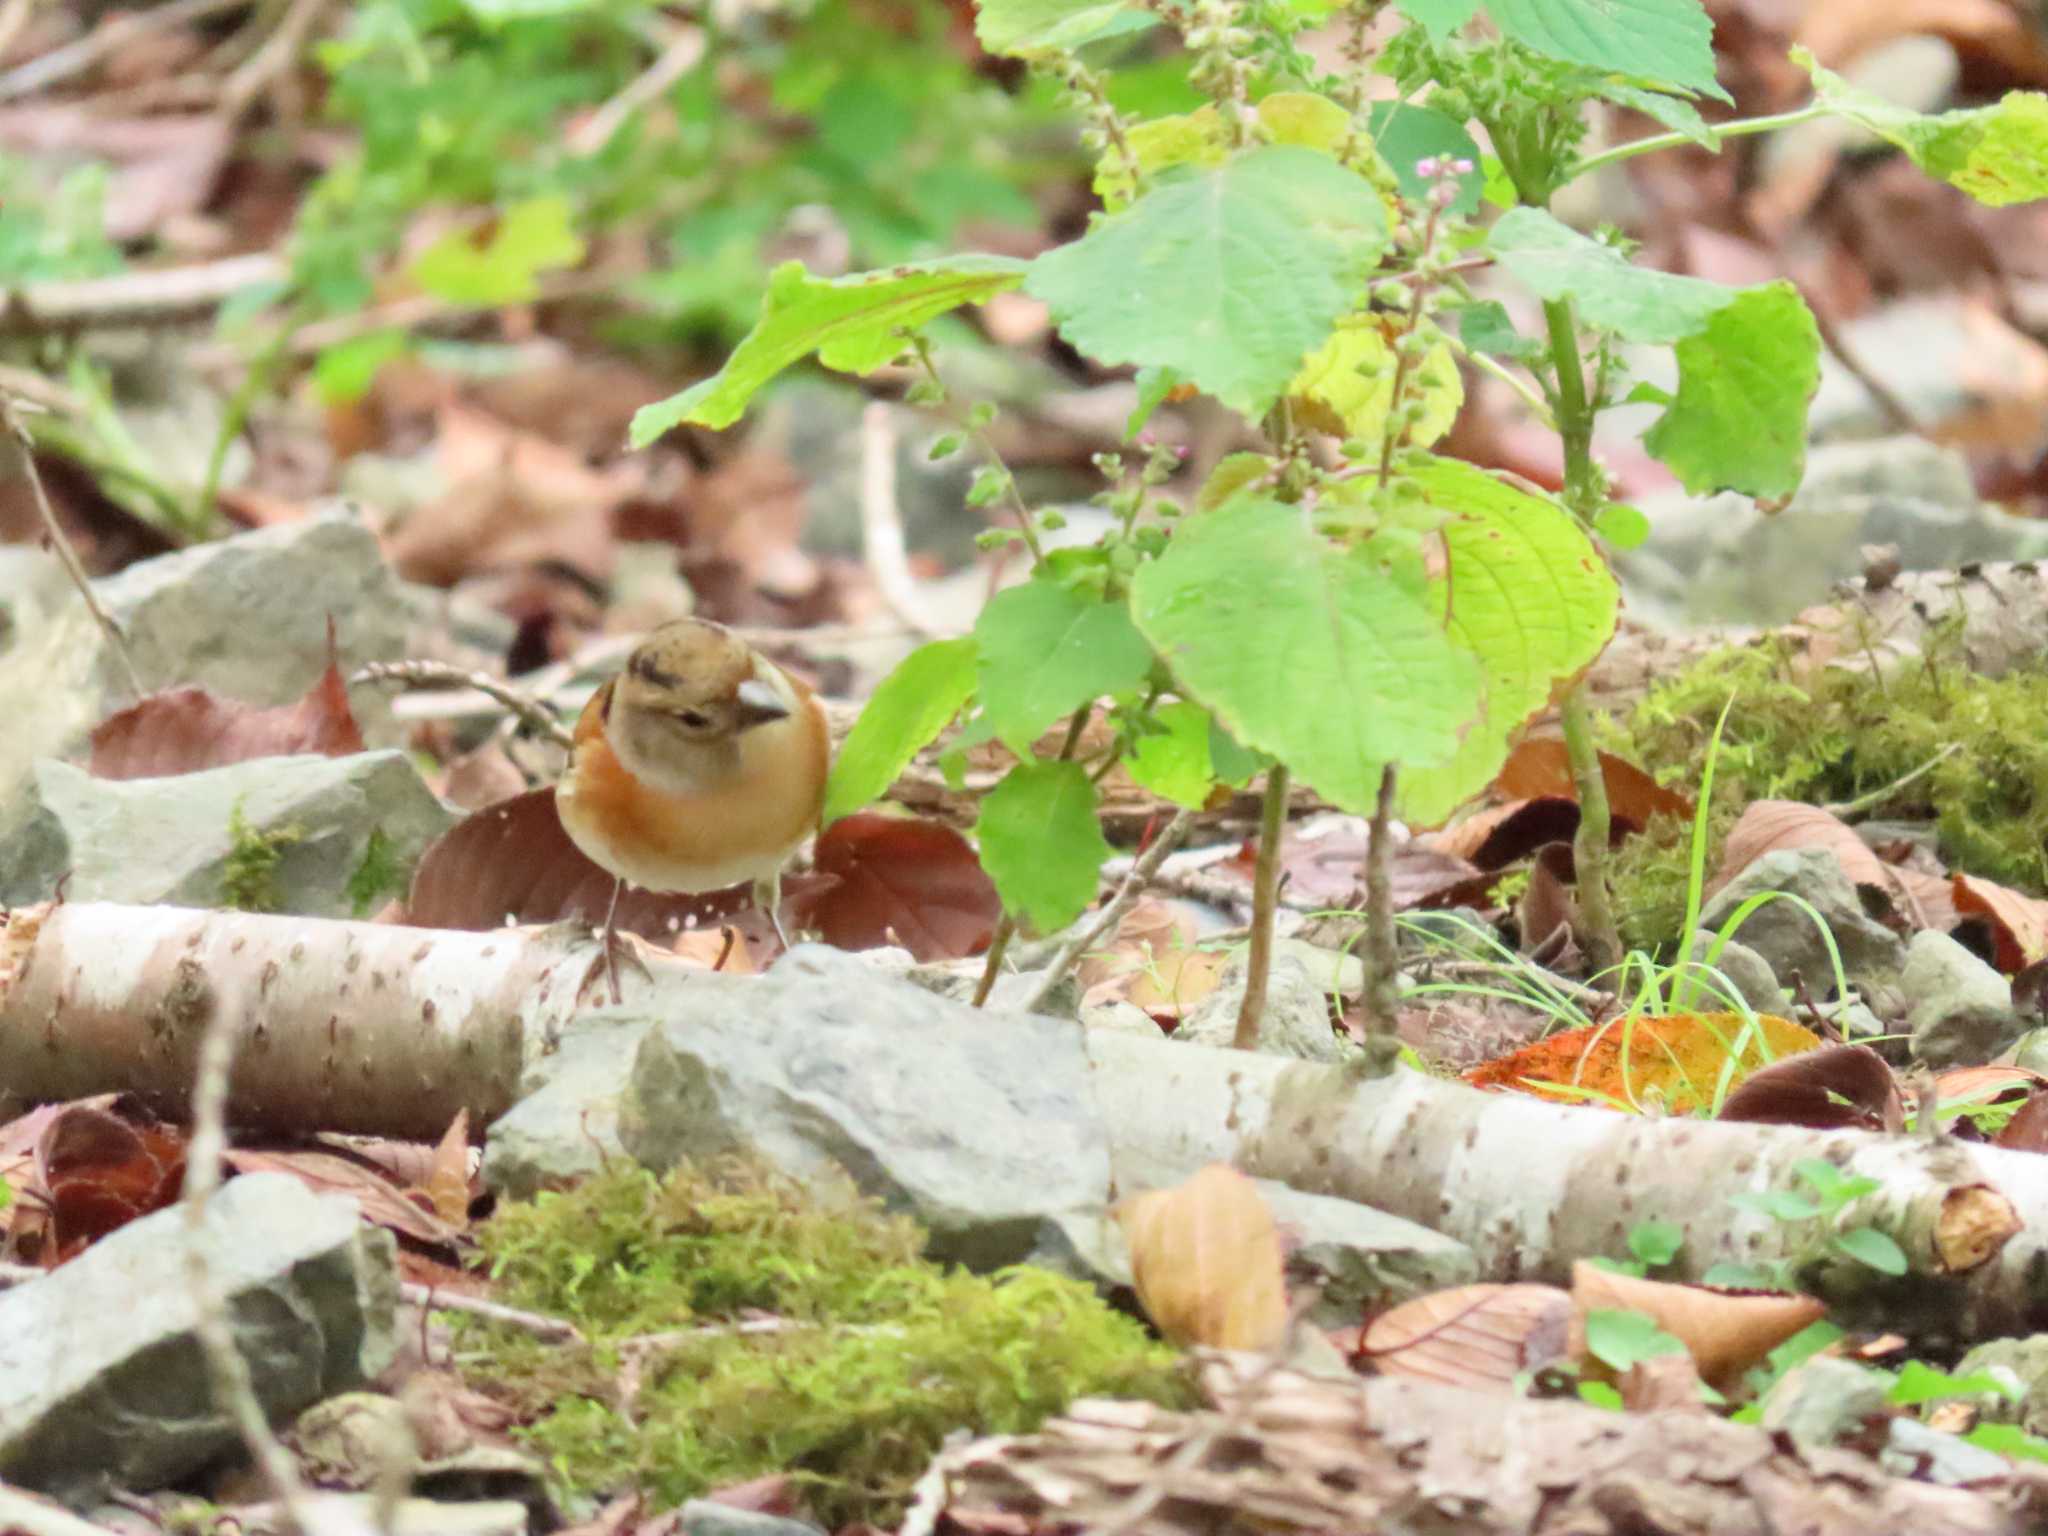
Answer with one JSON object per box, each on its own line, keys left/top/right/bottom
{"left": 1195, "top": 451, "right": 1273, "bottom": 512}
{"left": 1130, "top": 497, "right": 1482, "bottom": 814}
{"left": 1027, "top": 147, "right": 1391, "bottom": 419}
{"left": 1367, "top": 103, "right": 1484, "bottom": 215}
{"left": 1795, "top": 48, "right": 2048, "bottom": 207}
{"left": 1577, "top": 1380, "right": 1625, "bottom": 1410}
{"left": 409, "top": 195, "right": 585, "bottom": 307}
{"left": 1490, "top": 0, "right": 1726, "bottom": 101}
{"left": 1627, "top": 1219, "right": 1684, "bottom": 1268}
{"left": 1594, "top": 502, "right": 1650, "bottom": 549}
{"left": 1291, "top": 321, "right": 1463, "bottom": 447}
{"left": 823, "top": 638, "right": 979, "bottom": 824}
{"left": 1832, "top": 1227, "right": 1907, "bottom": 1276}
{"left": 1125, "top": 366, "right": 1182, "bottom": 441}
{"left": 1456, "top": 299, "right": 1541, "bottom": 360}
{"left": 1640, "top": 281, "right": 1818, "bottom": 498}
{"left": 974, "top": 580, "right": 1156, "bottom": 754}
{"left": 631, "top": 255, "right": 1028, "bottom": 442}
{"left": 975, "top": 0, "right": 1155, "bottom": 58}
{"left": 1124, "top": 701, "right": 1219, "bottom": 808}
{"left": 1584, "top": 1308, "right": 1687, "bottom": 1372}
{"left": 1889, "top": 1360, "right": 2020, "bottom": 1407}
{"left": 1394, "top": 0, "right": 1479, "bottom": 37}
{"left": 1700, "top": 1260, "right": 1776, "bottom": 1291}
{"left": 1393, "top": 458, "right": 1619, "bottom": 827}
{"left": 976, "top": 760, "right": 1114, "bottom": 932}
{"left": 313, "top": 328, "right": 409, "bottom": 405}
{"left": 1489, "top": 207, "right": 1734, "bottom": 343}
{"left": 1728, "top": 1190, "right": 1820, "bottom": 1223}
{"left": 1965, "top": 1424, "right": 2048, "bottom": 1464}
{"left": 1594, "top": 81, "right": 1715, "bottom": 146}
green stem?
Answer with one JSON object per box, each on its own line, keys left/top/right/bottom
{"left": 1559, "top": 688, "right": 1622, "bottom": 973}
{"left": 1541, "top": 297, "right": 1600, "bottom": 514}
{"left": 1360, "top": 761, "right": 1401, "bottom": 1042}
{"left": 1566, "top": 103, "right": 1830, "bottom": 181}
{"left": 1232, "top": 763, "right": 1290, "bottom": 1052}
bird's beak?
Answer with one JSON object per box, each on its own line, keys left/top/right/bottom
{"left": 734, "top": 678, "right": 792, "bottom": 729}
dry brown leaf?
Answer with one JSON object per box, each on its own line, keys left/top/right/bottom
{"left": 1711, "top": 799, "right": 1896, "bottom": 895}
{"left": 1360, "top": 1283, "right": 1581, "bottom": 1388}
{"left": 1620, "top": 1352, "right": 1711, "bottom": 1413}
{"left": 1717, "top": 1043, "right": 1903, "bottom": 1132}
{"left": 788, "top": 812, "right": 1001, "bottom": 961}
{"left": 224, "top": 1147, "right": 467, "bottom": 1250}
{"left": 1496, "top": 737, "right": 1694, "bottom": 827}
{"left": 89, "top": 621, "right": 364, "bottom": 778}
{"left": 426, "top": 1111, "right": 473, "bottom": 1230}
{"left": 30, "top": 1097, "right": 186, "bottom": 1263}
{"left": 1995, "top": 1092, "right": 2048, "bottom": 1154}
{"left": 1936, "top": 1184, "right": 2021, "bottom": 1273}
{"left": 1116, "top": 1164, "right": 1288, "bottom": 1351}
{"left": 1427, "top": 798, "right": 1583, "bottom": 871}
{"left": 1572, "top": 1262, "right": 1825, "bottom": 1391}
{"left": 1077, "top": 898, "right": 1225, "bottom": 1023}
{"left": 1952, "top": 874, "right": 2048, "bottom": 971}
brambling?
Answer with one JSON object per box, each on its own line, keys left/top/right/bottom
{"left": 556, "top": 618, "right": 831, "bottom": 999}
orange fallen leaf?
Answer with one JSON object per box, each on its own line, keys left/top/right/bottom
{"left": 1573, "top": 1261, "right": 1825, "bottom": 1392}
{"left": 1952, "top": 874, "right": 2048, "bottom": 971}
{"left": 1465, "top": 1013, "right": 1823, "bottom": 1115}
{"left": 1358, "top": 1283, "right": 1581, "bottom": 1388}
{"left": 1116, "top": 1164, "right": 1287, "bottom": 1351}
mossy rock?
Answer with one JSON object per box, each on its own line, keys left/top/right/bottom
{"left": 457, "top": 1159, "right": 1190, "bottom": 1528}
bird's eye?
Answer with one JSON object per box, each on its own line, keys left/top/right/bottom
{"left": 674, "top": 709, "right": 712, "bottom": 729}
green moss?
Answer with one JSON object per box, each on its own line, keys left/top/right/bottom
{"left": 344, "top": 828, "right": 409, "bottom": 917}
{"left": 219, "top": 800, "right": 302, "bottom": 912}
{"left": 1598, "top": 638, "right": 2048, "bottom": 950}
{"left": 460, "top": 1160, "right": 1190, "bottom": 1528}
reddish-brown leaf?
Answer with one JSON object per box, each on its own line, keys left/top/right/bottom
{"left": 36, "top": 1099, "right": 186, "bottom": 1260}
{"left": 89, "top": 619, "right": 364, "bottom": 778}
{"left": 1717, "top": 1043, "right": 1904, "bottom": 1132}
{"left": 1952, "top": 874, "right": 2048, "bottom": 972}
{"left": 1995, "top": 1093, "right": 2048, "bottom": 1155}
{"left": 1572, "top": 1262, "right": 1825, "bottom": 1391}
{"left": 1496, "top": 737, "right": 1694, "bottom": 827}
{"left": 403, "top": 787, "right": 780, "bottom": 948}
{"left": 1224, "top": 819, "right": 1494, "bottom": 905}
{"left": 789, "top": 812, "right": 1000, "bottom": 961}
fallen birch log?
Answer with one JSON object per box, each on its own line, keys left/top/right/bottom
{"left": 5, "top": 903, "right": 2046, "bottom": 1341}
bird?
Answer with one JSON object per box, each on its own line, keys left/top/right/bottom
{"left": 556, "top": 618, "right": 831, "bottom": 1000}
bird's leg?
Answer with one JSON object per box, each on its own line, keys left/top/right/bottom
{"left": 600, "top": 875, "right": 626, "bottom": 1005}
{"left": 754, "top": 870, "right": 792, "bottom": 953}
{"left": 592, "top": 877, "right": 655, "bottom": 1005}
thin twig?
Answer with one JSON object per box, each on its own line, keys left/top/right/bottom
{"left": 1020, "top": 810, "right": 1196, "bottom": 1015}
{"left": 970, "top": 916, "right": 1016, "bottom": 1008}
{"left": 2, "top": 253, "right": 284, "bottom": 333}
{"left": 181, "top": 974, "right": 327, "bottom": 1536}
{"left": 0, "top": 0, "right": 252, "bottom": 102}
{"left": 566, "top": 20, "right": 706, "bottom": 154}
{"left": 858, "top": 401, "right": 938, "bottom": 636}
{"left": 1821, "top": 742, "right": 1959, "bottom": 819}
{"left": 219, "top": 0, "right": 332, "bottom": 118}
{"left": 1805, "top": 287, "right": 1925, "bottom": 439}
{"left": 350, "top": 659, "right": 575, "bottom": 750}
{"left": 1, "top": 394, "right": 146, "bottom": 700}
{"left": 400, "top": 1282, "right": 584, "bottom": 1345}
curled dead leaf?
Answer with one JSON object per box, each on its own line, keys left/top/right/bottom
{"left": 1718, "top": 1044, "right": 1903, "bottom": 1133}
{"left": 1116, "top": 1164, "right": 1288, "bottom": 1351}
{"left": 1572, "top": 1261, "right": 1825, "bottom": 1391}
{"left": 1935, "top": 1183, "right": 2021, "bottom": 1274}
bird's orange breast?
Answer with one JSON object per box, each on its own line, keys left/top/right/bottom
{"left": 556, "top": 680, "right": 829, "bottom": 895}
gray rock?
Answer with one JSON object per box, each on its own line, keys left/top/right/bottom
{"left": 2011, "top": 1029, "right": 2048, "bottom": 1077}
{"left": 1081, "top": 999, "right": 1164, "bottom": 1037}
{"left": 1760, "top": 1356, "right": 1893, "bottom": 1446}
{"left": 1952, "top": 1336, "right": 2048, "bottom": 1435}
{"left": 1, "top": 751, "right": 455, "bottom": 914}
{"left": 1687, "top": 930, "right": 1789, "bottom": 1015}
{"left": 1882, "top": 1415, "right": 2012, "bottom": 1484}
{"left": 620, "top": 946, "right": 1111, "bottom": 1270}
{"left": 1178, "top": 952, "right": 1345, "bottom": 1063}
{"left": 0, "top": 1172, "right": 398, "bottom": 1505}
{"left": 481, "top": 1017, "right": 648, "bottom": 1199}
{"left": 1619, "top": 437, "right": 2048, "bottom": 627}
{"left": 904, "top": 958, "right": 1083, "bottom": 1020}
{"left": 1698, "top": 847, "right": 1905, "bottom": 1000}
{"left": 679, "top": 1501, "right": 824, "bottom": 1536}
{"left": 1259, "top": 1182, "right": 1478, "bottom": 1326}
{"left": 0, "top": 511, "right": 410, "bottom": 858}
{"left": 1906, "top": 931, "right": 2019, "bottom": 1067}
